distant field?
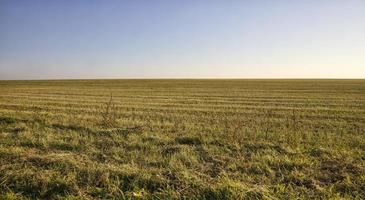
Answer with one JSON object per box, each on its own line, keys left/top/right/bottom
{"left": 0, "top": 79, "right": 364, "bottom": 199}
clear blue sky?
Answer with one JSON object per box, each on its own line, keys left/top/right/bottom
{"left": 0, "top": 0, "right": 364, "bottom": 79}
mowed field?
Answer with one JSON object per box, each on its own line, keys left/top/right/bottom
{"left": 0, "top": 79, "right": 364, "bottom": 199}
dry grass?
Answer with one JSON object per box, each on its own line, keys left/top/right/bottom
{"left": 0, "top": 79, "right": 364, "bottom": 199}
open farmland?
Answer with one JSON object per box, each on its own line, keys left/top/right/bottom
{"left": 0, "top": 79, "right": 364, "bottom": 199}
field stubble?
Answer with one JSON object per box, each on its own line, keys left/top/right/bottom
{"left": 0, "top": 79, "right": 364, "bottom": 199}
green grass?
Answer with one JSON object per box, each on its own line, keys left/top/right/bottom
{"left": 0, "top": 79, "right": 364, "bottom": 199}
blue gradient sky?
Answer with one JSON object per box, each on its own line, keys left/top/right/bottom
{"left": 0, "top": 0, "right": 364, "bottom": 79}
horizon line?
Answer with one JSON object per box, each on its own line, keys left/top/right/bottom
{"left": 1, "top": 77, "right": 364, "bottom": 81}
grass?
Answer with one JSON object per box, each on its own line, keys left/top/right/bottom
{"left": 0, "top": 79, "right": 364, "bottom": 199}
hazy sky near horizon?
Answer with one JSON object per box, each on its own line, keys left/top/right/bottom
{"left": 0, "top": 0, "right": 364, "bottom": 79}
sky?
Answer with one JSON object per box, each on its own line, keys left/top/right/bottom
{"left": 0, "top": 0, "right": 364, "bottom": 79}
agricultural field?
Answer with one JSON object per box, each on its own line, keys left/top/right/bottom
{"left": 0, "top": 79, "right": 364, "bottom": 199}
